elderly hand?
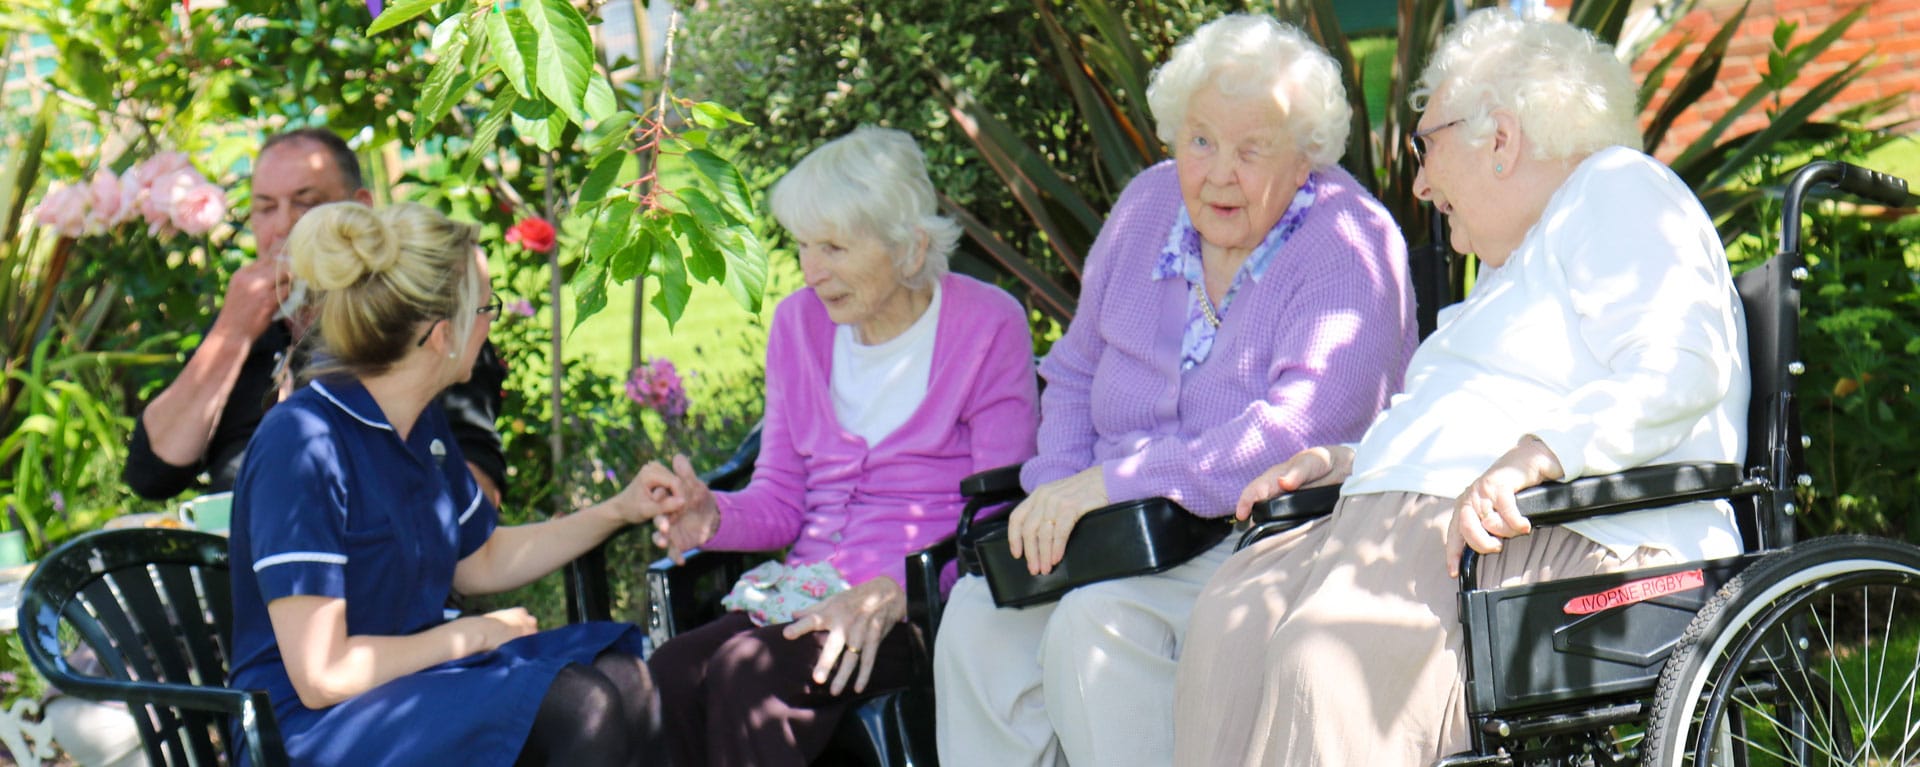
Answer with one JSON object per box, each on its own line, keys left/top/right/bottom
{"left": 606, "top": 465, "right": 674, "bottom": 527}
{"left": 781, "top": 576, "right": 906, "bottom": 695}
{"left": 1006, "top": 465, "right": 1108, "bottom": 576}
{"left": 1445, "top": 435, "right": 1565, "bottom": 577}
{"left": 1234, "top": 445, "right": 1355, "bottom": 520}
{"left": 645, "top": 455, "right": 719, "bottom": 565}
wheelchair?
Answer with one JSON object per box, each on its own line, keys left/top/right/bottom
{"left": 1233, "top": 159, "right": 1919, "bottom": 767}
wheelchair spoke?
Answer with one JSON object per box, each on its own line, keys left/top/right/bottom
{"left": 1728, "top": 688, "right": 1848, "bottom": 765}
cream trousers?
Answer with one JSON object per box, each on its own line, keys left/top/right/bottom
{"left": 934, "top": 538, "right": 1235, "bottom": 767}
{"left": 1173, "top": 492, "right": 1679, "bottom": 766}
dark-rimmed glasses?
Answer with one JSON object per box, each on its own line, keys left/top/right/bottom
{"left": 1407, "top": 119, "right": 1465, "bottom": 167}
{"left": 416, "top": 293, "right": 506, "bottom": 346}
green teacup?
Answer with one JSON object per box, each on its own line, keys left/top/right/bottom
{"left": 180, "top": 492, "right": 233, "bottom": 534}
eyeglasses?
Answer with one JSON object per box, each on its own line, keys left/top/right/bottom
{"left": 1407, "top": 119, "right": 1465, "bottom": 168}
{"left": 416, "top": 293, "right": 506, "bottom": 347}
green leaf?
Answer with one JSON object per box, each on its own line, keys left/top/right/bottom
{"left": 685, "top": 148, "right": 755, "bottom": 223}
{"left": 368, "top": 0, "right": 441, "bottom": 35}
{"left": 414, "top": 18, "right": 476, "bottom": 142}
{"left": 611, "top": 225, "right": 656, "bottom": 283}
{"left": 526, "top": 0, "right": 595, "bottom": 124}
{"left": 670, "top": 211, "right": 726, "bottom": 282}
{"left": 567, "top": 258, "right": 610, "bottom": 332}
{"left": 486, "top": 8, "right": 538, "bottom": 100}
{"left": 586, "top": 111, "right": 637, "bottom": 156}
{"left": 589, "top": 198, "right": 639, "bottom": 264}
{"left": 579, "top": 153, "right": 638, "bottom": 204}
{"left": 648, "top": 223, "right": 691, "bottom": 329}
{"left": 461, "top": 91, "right": 518, "bottom": 178}
{"left": 510, "top": 96, "right": 568, "bottom": 151}
{"left": 585, "top": 73, "right": 618, "bottom": 122}
{"left": 690, "top": 101, "right": 751, "bottom": 128}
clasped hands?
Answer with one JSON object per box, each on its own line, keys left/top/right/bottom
{"left": 625, "top": 454, "right": 907, "bottom": 695}
{"left": 1235, "top": 437, "right": 1564, "bottom": 577}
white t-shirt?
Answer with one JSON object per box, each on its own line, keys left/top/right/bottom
{"left": 1345, "top": 147, "right": 1749, "bottom": 560}
{"left": 831, "top": 285, "right": 942, "bottom": 445}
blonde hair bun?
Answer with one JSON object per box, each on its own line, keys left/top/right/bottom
{"left": 288, "top": 202, "right": 402, "bottom": 290}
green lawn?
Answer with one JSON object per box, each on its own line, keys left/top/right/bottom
{"left": 561, "top": 253, "right": 802, "bottom": 399}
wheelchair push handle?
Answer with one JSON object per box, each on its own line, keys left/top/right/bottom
{"left": 1781, "top": 161, "right": 1912, "bottom": 253}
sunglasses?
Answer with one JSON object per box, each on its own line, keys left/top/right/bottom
{"left": 416, "top": 293, "right": 505, "bottom": 347}
{"left": 1406, "top": 119, "right": 1465, "bottom": 168}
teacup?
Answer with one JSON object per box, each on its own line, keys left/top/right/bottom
{"left": 180, "top": 492, "right": 233, "bottom": 534}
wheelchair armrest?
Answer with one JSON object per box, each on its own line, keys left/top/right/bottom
{"left": 1236, "top": 484, "right": 1343, "bottom": 550}
{"left": 1515, "top": 462, "right": 1752, "bottom": 527}
{"left": 960, "top": 463, "right": 1024, "bottom": 499}
{"left": 903, "top": 537, "right": 958, "bottom": 640}
{"left": 644, "top": 548, "right": 778, "bottom": 647}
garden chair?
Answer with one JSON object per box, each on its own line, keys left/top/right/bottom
{"left": 1231, "top": 160, "right": 1920, "bottom": 766}
{"left": 16, "top": 527, "right": 287, "bottom": 767}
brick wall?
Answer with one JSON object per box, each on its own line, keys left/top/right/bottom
{"left": 1629, "top": 0, "right": 1920, "bottom": 159}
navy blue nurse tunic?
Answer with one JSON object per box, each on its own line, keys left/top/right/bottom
{"left": 228, "top": 377, "right": 645, "bottom": 767}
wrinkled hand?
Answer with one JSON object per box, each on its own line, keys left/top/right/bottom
{"left": 645, "top": 455, "right": 718, "bottom": 564}
{"left": 1006, "top": 465, "right": 1107, "bottom": 575}
{"left": 607, "top": 464, "right": 674, "bottom": 526}
{"left": 212, "top": 256, "right": 290, "bottom": 343}
{"left": 1235, "top": 446, "right": 1355, "bottom": 520}
{"left": 781, "top": 577, "right": 906, "bottom": 695}
{"left": 1445, "top": 436, "right": 1565, "bottom": 577}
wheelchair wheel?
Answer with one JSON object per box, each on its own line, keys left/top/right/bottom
{"left": 1645, "top": 536, "right": 1920, "bottom": 767}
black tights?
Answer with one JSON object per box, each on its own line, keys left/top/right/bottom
{"left": 513, "top": 651, "right": 659, "bottom": 767}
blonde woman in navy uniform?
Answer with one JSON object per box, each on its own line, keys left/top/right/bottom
{"left": 227, "top": 202, "right": 662, "bottom": 767}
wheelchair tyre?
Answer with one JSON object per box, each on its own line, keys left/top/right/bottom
{"left": 1644, "top": 535, "right": 1920, "bottom": 767}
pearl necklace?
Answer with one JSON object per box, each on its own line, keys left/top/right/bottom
{"left": 1193, "top": 281, "right": 1222, "bottom": 328}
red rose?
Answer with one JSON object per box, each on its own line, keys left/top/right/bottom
{"left": 506, "top": 217, "right": 557, "bottom": 253}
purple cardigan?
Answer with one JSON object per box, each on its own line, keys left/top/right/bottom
{"left": 705, "top": 273, "right": 1041, "bottom": 587}
{"left": 1021, "top": 161, "right": 1416, "bottom": 517}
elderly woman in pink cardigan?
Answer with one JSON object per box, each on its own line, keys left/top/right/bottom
{"left": 639, "top": 126, "right": 1041, "bottom": 767}
{"left": 931, "top": 15, "right": 1417, "bottom": 767}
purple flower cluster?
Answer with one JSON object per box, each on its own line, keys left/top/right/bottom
{"left": 626, "top": 357, "right": 690, "bottom": 419}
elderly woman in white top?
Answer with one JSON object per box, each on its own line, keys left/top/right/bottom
{"left": 935, "top": 14, "right": 1416, "bottom": 767}
{"left": 1171, "top": 10, "right": 1748, "bottom": 765}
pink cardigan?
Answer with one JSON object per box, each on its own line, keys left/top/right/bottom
{"left": 705, "top": 273, "right": 1041, "bottom": 587}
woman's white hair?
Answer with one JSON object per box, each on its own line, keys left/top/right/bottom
{"left": 1412, "top": 9, "right": 1641, "bottom": 161}
{"left": 769, "top": 126, "right": 960, "bottom": 291}
{"left": 1146, "top": 14, "right": 1352, "bottom": 169}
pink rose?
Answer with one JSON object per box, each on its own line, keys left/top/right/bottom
{"left": 170, "top": 182, "right": 228, "bottom": 236}
{"left": 141, "top": 169, "right": 198, "bottom": 238}
{"left": 32, "top": 184, "right": 91, "bottom": 239}
{"left": 128, "top": 152, "right": 193, "bottom": 191}
{"left": 84, "top": 169, "right": 128, "bottom": 232}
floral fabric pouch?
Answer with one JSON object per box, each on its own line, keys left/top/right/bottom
{"left": 722, "top": 560, "right": 852, "bottom": 626}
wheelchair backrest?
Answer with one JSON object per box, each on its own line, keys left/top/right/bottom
{"left": 1733, "top": 255, "right": 1804, "bottom": 552}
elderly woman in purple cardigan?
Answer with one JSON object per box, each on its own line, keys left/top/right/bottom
{"left": 931, "top": 14, "right": 1418, "bottom": 767}
{"left": 639, "top": 126, "right": 1041, "bottom": 767}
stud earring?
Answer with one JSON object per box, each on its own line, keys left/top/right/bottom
{"left": 1495, "top": 163, "right": 1504, "bottom": 173}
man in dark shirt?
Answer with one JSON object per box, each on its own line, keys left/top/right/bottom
{"left": 124, "top": 128, "right": 508, "bottom": 504}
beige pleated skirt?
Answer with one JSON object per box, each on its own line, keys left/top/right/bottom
{"left": 1172, "top": 491, "right": 1679, "bottom": 766}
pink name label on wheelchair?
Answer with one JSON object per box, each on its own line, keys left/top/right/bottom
{"left": 1562, "top": 568, "right": 1707, "bottom": 615}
